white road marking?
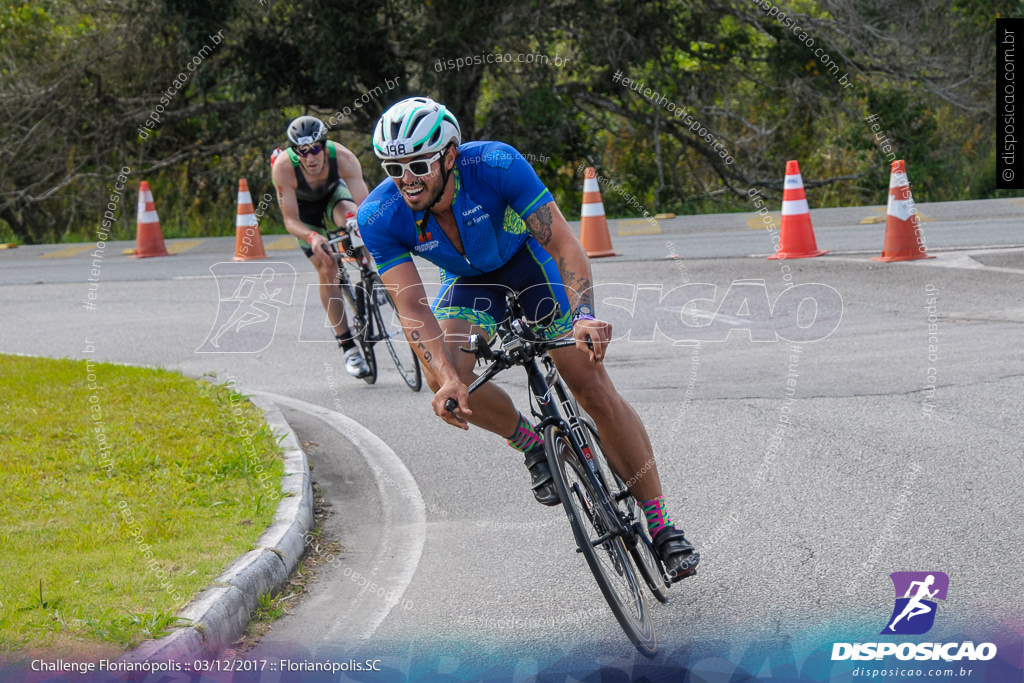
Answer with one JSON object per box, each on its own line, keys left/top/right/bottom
{"left": 253, "top": 391, "right": 426, "bottom": 648}
{"left": 913, "top": 249, "right": 1024, "bottom": 274}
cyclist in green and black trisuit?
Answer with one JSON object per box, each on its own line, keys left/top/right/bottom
{"left": 273, "top": 115, "right": 372, "bottom": 377}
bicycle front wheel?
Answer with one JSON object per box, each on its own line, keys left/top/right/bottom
{"left": 545, "top": 425, "right": 656, "bottom": 656}
{"left": 337, "top": 266, "right": 377, "bottom": 384}
{"left": 366, "top": 273, "right": 421, "bottom": 391}
{"left": 352, "top": 282, "right": 377, "bottom": 385}
{"left": 579, "top": 419, "right": 669, "bottom": 603}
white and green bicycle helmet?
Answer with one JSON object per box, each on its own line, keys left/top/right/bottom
{"left": 373, "top": 97, "right": 462, "bottom": 160}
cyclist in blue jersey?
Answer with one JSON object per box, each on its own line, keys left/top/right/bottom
{"left": 358, "top": 97, "right": 699, "bottom": 581}
{"left": 273, "top": 115, "right": 372, "bottom": 378}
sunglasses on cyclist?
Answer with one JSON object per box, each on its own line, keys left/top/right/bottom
{"left": 296, "top": 143, "right": 324, "bottom": 157}
{"left": 381, "top": 150, "right": 443, "bottom": 178}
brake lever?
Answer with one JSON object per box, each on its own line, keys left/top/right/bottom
{"left": 457, "top": 335, "right": 478, "bottom": 355}
{"left": 457, "top": 333, "right": 494, "bottom": 361}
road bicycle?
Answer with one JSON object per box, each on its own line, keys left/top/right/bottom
{"left": 321, "top": 225, "right": 421, "bottom": 391}
{"left": 444, "top": 293, "right": 672, "bottom": 655}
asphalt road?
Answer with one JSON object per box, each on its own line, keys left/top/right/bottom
{"left": 2, "top": 198, "right": 1022, "bottom": 679}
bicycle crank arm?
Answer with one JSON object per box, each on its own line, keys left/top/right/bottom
{"left": 573, "top": 530, "right": 617, "bottom": 552}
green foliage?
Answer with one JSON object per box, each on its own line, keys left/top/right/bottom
{"left": 0, "top": 0, "right": 1019, "bottom": 245}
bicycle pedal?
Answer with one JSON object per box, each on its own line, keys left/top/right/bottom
{"left": 666, "top": 566, "right": 697, "bottom": 583}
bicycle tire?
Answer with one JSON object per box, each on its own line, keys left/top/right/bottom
{"left": 353, "top": 283, "right": 377, "bottom": 385}
{"left": 333, "top": 262, "right": 375, "bottom": 384}
{"left": 579, "top": 419, "right": 669, "bottom": 603}
{"left": 366, "top": 273, "right": 421, "bottom": 391}
{"left": 544, "top": 425, "right": 657, "bottom": 656}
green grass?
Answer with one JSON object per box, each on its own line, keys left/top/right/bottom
{"left": 0, "top": 354, "right": 284, "bottom": 659}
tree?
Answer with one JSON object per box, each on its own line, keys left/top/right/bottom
{"left": 1, "top": 0, "right": 1017, "bottom": 244}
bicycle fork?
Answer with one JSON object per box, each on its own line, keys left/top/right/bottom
{"left": 526, "top": 359, "right": 628, "bottom": 548}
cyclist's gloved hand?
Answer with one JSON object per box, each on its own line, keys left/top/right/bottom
{"left": 433, "top": 377, "right": 471, "bottom": 429}
{"left": 573, "top": 318, "right": 612, "bottom": 364}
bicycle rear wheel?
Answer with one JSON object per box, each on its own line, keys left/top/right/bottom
{"left": 579, "top": 419, "right": 668, "bottom": 603}
{"left": 545, "top": 425, "right": 657, "bottom": 656}
{"left": 366, "top": 273, "right": 421, "bottom": 391}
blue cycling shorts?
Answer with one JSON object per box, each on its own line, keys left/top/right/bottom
{"left": 430, "top": 239, "right": 572, "bottom": 340}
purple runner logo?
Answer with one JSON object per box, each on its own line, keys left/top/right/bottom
{"left": 881, "top": 571, "right": 948, "bottom": 635}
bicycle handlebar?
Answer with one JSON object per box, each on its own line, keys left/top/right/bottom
{"left": 323, "top": 232, "right": 346, "bottom": 252}
{"left": 442, "top": 332, "right": 578, "bottom": 417}
{"left": 435, "top": 292, "right": 597, "bottom": 421}
{"left": 322, "top": 228, "right": 371, "bottom": 268}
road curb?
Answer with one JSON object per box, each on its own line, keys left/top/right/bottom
{"left": 121, "top": 393, "right": 313, "bottom": 663}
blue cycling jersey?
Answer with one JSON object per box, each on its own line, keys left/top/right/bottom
{"left": 357, "top": 141, "right": 553, "bottom": 277}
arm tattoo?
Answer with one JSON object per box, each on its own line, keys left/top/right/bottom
{"left": 410, "top": 330, "right": 434, "bottom": 365}
{"left": 527, "top": 204, "right": 553, "bottom": 246}
{"left": 558, "top": 258, "right": 593, "bottom": 309}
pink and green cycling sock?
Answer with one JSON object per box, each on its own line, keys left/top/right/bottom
{"left": 506, "top": 413, "right": 543, "bottom": 452}
{"left": 641, "top": 495, "right": 673, "bottom": 539}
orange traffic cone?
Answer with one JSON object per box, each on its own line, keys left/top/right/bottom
{"left": 232, "top": 178, "right": 268, "bottom": 261}
{"left": 133, "top": 181, "right": 170, "bottom": 258}
{"left": 579, "top": 167, "right": 616, "bottom": 258}
{"left": 768, "top": 160, "right": 828, "bottom": 260}
{"left": 873, "top": 160, "right": 934, "bottom": 263}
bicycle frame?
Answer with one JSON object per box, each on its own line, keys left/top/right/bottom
{"left": 462, "top": 318, "right": 632, "bottom": 545}
{"left": 321, "top": 230, "right": 422, "bottom": 391}
{"left": 528, "top": 355, "right": 634, "bottom": 545}
{"left": 324, "top": 230, "right": 391, "bottom": 345}
{"left": 449, "top": 293, "right": 666, "bottom": 653}
{"left": 325, "top": 231, "right": 369, "bottom": 320}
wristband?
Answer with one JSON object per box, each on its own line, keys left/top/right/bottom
{"left": 307, "top": 232, "right": 317, "bottom": 245}
{"left": 572, "top": 303, "right": 595, "bottom": 324}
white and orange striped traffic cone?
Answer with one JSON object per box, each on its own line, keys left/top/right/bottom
{"left": 232, "top": 178, "right": 268, "bottom": 261}
{"left": 768, "top": 160, "right": 828, "bottom": 260}
{"left": 873, "top": 160, "right": 934, "bottom": 263}
{"left": 133, "top": 181, "right": 170, "bottom": 258}
{"left": 579, "top": 167, "right": 615, "bottom": 258}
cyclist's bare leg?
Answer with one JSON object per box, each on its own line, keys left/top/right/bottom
{"left": 548, "top": 346, "right": 662, "bottom": 502}
{"left": 421, "top": 318, "right": 520, "bottom": 437}
{"left": 310, "top": 245, "right": 351, "bottom": 337}
{"left": 331, "top": 199, "right": 357, "bottom": 230}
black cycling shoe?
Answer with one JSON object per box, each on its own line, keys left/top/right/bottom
{"left": 523, "top": 445, "right": 560, "bottom": 506}
{"left": 653, "top": 525, "right": 700, "bottom": 583}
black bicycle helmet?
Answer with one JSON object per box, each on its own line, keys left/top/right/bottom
{"left": 287, "top": 116, "right": 328, "bottom": 147}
